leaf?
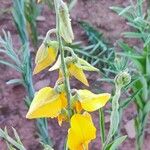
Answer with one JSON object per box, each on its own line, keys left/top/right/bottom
{"left": 105, "top": 136, "right": 127, "bottom": 150}
{"left": 122, "top": 32, "right": 147, "bottom": 39}
{"left": 41, "top": 143, "right": 54, "bottom": 150}
{"left": 120, "top": 88, "right": 142, "bottom": 109}
{"left": 118, "top": 5, "right": 132, "bottom": 16}
{"left": 0, "top": 60, "right": 22, "bottom": 72}
{"left": 110, "top": 6, "right": 134, "bottom": 21}
{"left": 6, "top": 79, "right": 23, "bottom": 85}
{"left": 0, "top": 128, "right": 26, "bottom": 150}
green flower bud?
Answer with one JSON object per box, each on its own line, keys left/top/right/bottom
{"left": 59, "top": 1, "right": 74, "bottom": 43}
{"left": 115, "top": 71, "right": 131, "bottom": 88}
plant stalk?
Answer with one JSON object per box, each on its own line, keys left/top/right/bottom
{"left": 54, "top": 0, "right": 72, "bottom": 113}
{"left": 99, "top": 108, "right": 106, "bottom": 149}
{"left": 103, "top": 85, "right": 121, "bottom": 150}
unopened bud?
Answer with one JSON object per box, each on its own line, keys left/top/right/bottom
{"left": 115, "top": 71, "right": 131, "bottom": 88}
{"left": 59, "top": 1, "right": 74, "bottom": 43}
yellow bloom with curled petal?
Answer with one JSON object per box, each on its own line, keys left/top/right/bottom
{"left": 26, "top": 87, "right": 67, "bottom": 119}
{"left": 33, "top": 42, "right": 58, "bottom": 74}
{"left": 67, "top": 112, "right": 96, "bottom": 150}
{"left": 74, "top": 90, "right": 111, "bottom": 112}
{"left": 68, "top": 62, "right": 89, "bottom": 86}
{"left": 49, "top": 56, "right": 99, "bottom": 86}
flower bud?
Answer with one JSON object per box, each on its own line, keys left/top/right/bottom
{"left": 115, "top": 71, "right": 131, "bottom": 88}
{"left": 59, "top": 1, "right": 74, "bottom": 43}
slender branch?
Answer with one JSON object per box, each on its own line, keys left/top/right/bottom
{"left": 99, "top": 108, "right": 106, "bottom": 149}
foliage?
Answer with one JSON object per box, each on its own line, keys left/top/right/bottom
{"left": 0, "top": 128, "right": 26, "bottom": 150}
{"left": 77, "top": 21, "right": 115, "bottom": 76}
{"left": 111, "top": 0, "right": 150, "bottom": 149}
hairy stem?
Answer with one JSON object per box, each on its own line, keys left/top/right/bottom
{"left": 103, "top": 85, "right": 121, "bottom": 150}
{"left": 54, "top": 0, "right": 72, "bottom": 113}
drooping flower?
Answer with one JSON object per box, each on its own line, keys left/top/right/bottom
{"left": 33, "top": 41, "right": 58, "bottom": 74}
{"left": 26, "top": 87, "right": 67, "bottom": 119}
{"left": 67, "top": 112, "right": 96, "bottom": 150}
{"left": 73, "top": 89, "right": 111, "bottom": 112}
{"left": 49, "top": 56, "right": 99, "bottom": 86}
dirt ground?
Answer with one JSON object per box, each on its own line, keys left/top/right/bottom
{"left": 0, "top": 0, "right": 150, "bottom": 150}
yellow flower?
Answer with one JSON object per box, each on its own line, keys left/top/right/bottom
{"left": 33, "top": 42, "right": 58, "bottom": 74}
{"left": 49, "top": 56, "right": 99, "bottom": 86}
{"left": 74, "top": 90, "right": 111, "bottom": 112}
{"left": 67, "top": 112, "right": 96, "bottom": 150}
{"left": 26, "top": 87, "right": 67, "bottom": 119}
{"left": 68, "top": 62, "right": 89, "bottom": 86}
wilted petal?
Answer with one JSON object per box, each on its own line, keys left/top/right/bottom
{"left": 67, "top": 112, "right": 96, "bottom": 150}
{"left": 78, "top": 90, "right": 111, "bottom": 112}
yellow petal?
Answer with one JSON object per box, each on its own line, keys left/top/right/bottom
{"left": 60, "top": 92, "right": 67, "bottom": 108}
{"left": 26, "top": 87, "right": 63, "bottom": 119}
{"left": 68, "top": 63, "right": 89, "bottom": 86}
{"left": 33, "top": 47, "right": 57, "bottom": 74}
{"left": 78, "top": 90, "right": 111, "bottom": 112}
{"left": 75, "top": 101, "right": 82, "bottom": 113}
{"left": 35, "top": 43, "right": 47, "bottom": 64}
{"left": 67, "top": 112, "right": 96, "bottom": 150}
{"left": 57, "top": 114, "right": 64, "bottom": 126}
{"left": 49, "top": 55, "right": 61, "bottom": 71}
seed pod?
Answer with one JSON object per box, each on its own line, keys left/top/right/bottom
{"left": 59, "top": 1, "right": 74, "bottom": 43}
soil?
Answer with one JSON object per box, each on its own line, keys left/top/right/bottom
{"left": 0, "top": 0, "right": 150, "bottom": 150}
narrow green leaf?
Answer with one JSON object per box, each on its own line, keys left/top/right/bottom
{"left": 120, "top": 88, "right": 142, "bottom": 109}
{"left": 99, "top": 108, "right": 106, "bottom": 145}
{"left": 6, "top": 79, "right": 23, "bottom": 85}
{"left": 0, "top": 60, "right": 22, "bottom": 72}
{"left": 105, "top": 136, "right": 127, "bottom": 150}
{"left": 123, "top": 32, "right": 147, "bottom": 39}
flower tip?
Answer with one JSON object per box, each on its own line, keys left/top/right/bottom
{"left": 26, "top": 112, "right": 32, "bottom": 119}
{"left": 33, "top": 67, "right": 39, "bottom": 75}
{"left": 86, "top": 82, "right": 89, "bottom": 87}
{"left": 107, "top": 93, "right": 111, "bottom": 99}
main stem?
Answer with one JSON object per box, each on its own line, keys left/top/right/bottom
{"left": 54, "top": 0, "right": 72, "bottom": 113}
{"left": 103, "top": 85, "right": 121, "bottom": 150}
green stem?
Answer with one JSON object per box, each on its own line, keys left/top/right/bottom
{"left": 103, "top": 85, "right": 121, "bottom": 150}
{"left": 54, "top": 0, "right": 72, "bottom": 113}
{"left": 99, "top": 108, "right": 106, "bottom": 149}
{"left": 43, "top": 29, "right": 56, "bottom": 43}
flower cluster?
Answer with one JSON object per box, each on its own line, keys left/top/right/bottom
{"left": 26, "top": 1, "right": 111, "bottom": 149}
